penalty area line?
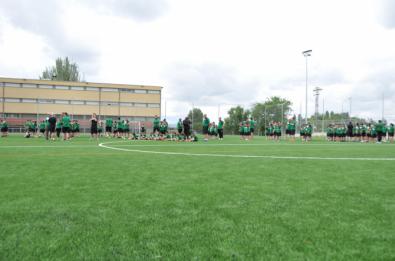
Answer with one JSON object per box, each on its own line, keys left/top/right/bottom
{"left": 98, "top": 142, "right": 395, "bottom": 161}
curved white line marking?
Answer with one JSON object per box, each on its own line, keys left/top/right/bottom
{"left": 98, "top": 141, "right": 395, "bottom": 161}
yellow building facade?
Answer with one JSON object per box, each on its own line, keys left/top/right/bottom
{"left": 0, "top": 77, "right": 162, "bottom": 125}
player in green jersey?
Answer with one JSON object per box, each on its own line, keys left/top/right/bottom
{"left": 123, "top": 120, "right": 130, "bottom": 139}
{"left": 239, "top": 122, "right": 244, "bottom": 140}
{"left": 286, "top": 117, "right": 296, "bottom": 142}
{"left": 177, "top": 119, "right": 183, "bottom": 135}
{"left": 116, "top": 118, "right": 123, "bottom": 138}
{"left": 61, "top": 112, "right": 71, "bottom": 140}
{"left": 249, "top": 117, "right": 256, "bottom": 139}
{"left": 273, "top": 122, "right": 281, "bottom": 141}
{"left": 38, "top": 120, "right": 46, "bottom": 137}
{"left": 388, "top": 123, "right": 394, "bottom": 143}
{"left": 217, "top": 117, "right": 224, "bottom": 140}
{"left": 202, "top": 114, "right": 210, "bottom": 141}
{"left": 98, "top": 121, "right": 104, "bottom": 138}
{"left": 105, "top": 117, "right": 113, "bottom": 137}
{"left": 267, "top": 123, "right": 274, "bottom": 140}
{"left": 375, "top": 120, "right": 384, "bottom": 143}
{"left": 243, "top": 122, "right": 251, "bottom": 140}
{"left": 55, "top": 120, "right": 62, "bottom": 139}
{"left": 153, "top": 115, "right": 160, "bottom": 134}
{"left": 1, "top": 119, "right": 8, "bottom": 137}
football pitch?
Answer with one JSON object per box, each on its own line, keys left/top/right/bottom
{"left": 1, "top": 135, "right": 394, "bottom": 260}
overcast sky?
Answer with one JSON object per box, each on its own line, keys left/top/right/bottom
{"left": 1, "top": 0, "right": 395, "bottom": 122}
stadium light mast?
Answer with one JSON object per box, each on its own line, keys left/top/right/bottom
{"left": 313, "top": 87, "right": 322, "bottom": 127}
{"left": 302, "top": 50, "right": 312, "bottom": 124}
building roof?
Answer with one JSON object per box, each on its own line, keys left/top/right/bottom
{"left": 0, "top": 77, "right": 163, "bottom": 91}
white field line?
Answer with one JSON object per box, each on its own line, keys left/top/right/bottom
{"left": 0, "top": 145, "right": 98, "bottom": 148}
{"left": 98, "top": 141, "right": 395, "bottom": 161}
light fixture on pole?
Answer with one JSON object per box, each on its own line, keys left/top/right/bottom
{"left": 302, "top": 50, "right": 312, "bottom": 123}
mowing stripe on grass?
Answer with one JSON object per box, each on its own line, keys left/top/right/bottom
{"left": 99, "top": 141, "right": 395, "bottom": 161}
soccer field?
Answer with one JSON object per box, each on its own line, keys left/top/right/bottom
{"left": 1, "top": 136, "right": 394, "bottom": 260}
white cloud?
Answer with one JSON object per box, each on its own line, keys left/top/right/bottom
{"left": 1, "top": 0, "right": 395, "bottom": 122}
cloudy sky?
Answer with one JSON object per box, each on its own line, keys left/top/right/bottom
{"left": 1, "top": 0, "right": 395, "bottom": 122}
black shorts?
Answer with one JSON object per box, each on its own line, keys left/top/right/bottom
{"left": 118, "top": 129, "right": 123, "bottom": 133}
{"left": 184, "top": 128, "right": 191, "bottom": 137}
{"left": 1, "top": 127, "right": 8, "bottom": 132}
{"left": 62, "top": 127, "right": 70, "bottom": 133}
{"left": 178, "top": 128, "right": 183, "bottom": 134}
{"left": 389, "top": 133, "right": 394, "bottom": 137}
{"left": 141, "top": 127, "right": 146, "bottom": 133}
{"left": 106, "top": 126, "right": 112, "bottom": 132}
{"left": 40, "top": 129, "right": 45, "bottom": 133}
{"left": 160, "top": 130, "right": 166, "bottom": 135}
{"left": 347, "top": 130, "right": 353, "bottom": 137}
{"left": 91, "top": 127, "right": 98, "bottom": 134}
{"left": 286, "top": 129, "right": 290, "bottom": 135}
{"left": 203, "top": 126, "right": 209, "bottom": 135}
{"left": 275, "top": 132, "right": 281, "bottom": 136}
{"left": 289, "top": 130, "right": 295, "bottom": 135}
{"left": 250, "top": 128, "right": 255, "bottom": 133}
{"left": 124, "top": 129, "right": 129, "bottom": 133}
{"left": 153, "top": 126, "right": 160, "bottom": 133}
{"left": 240, "top": 131, "right": 244, "bottom": 136}
{"left": 49, "top": 125, "right": 55, "bottom": 132}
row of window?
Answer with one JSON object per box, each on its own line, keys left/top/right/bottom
{"left": 1, "top": 82, "right": 161, "bottom": 94}
{"left": 0, "top": 98, "right": 160, "bottom": 108}
{"left": 1, "top": 113, "right": 155, "bottom": 122}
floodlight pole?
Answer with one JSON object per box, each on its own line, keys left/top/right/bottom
{"left": 302, "top": 50, "right": 312, "bottom": 124}
{"left": 1, "top": 82, "right": 4, "bottom": 119}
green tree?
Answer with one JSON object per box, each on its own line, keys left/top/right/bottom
{"left": 188, "top": 108, "right": 203, "bottom": 132}
{"left": 224, "top": 106, "right": 250, "bottom": 134}
{"left": 251, "top": 96, "right": 292, "bottom": 134}
{"left": 40, "top": 57, "right": 81, "bottom": 81}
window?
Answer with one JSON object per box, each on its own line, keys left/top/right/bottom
{"left": 102, "top": 101, "right": 118, "bottom": 106}
{"left": 22, "top": 99, "right": 36, "bottom": 103}
{"left": 86, "top": 87, "right": 99, "bottom": 91}
{"left": 120, "top": 102, "right": 132, "bottom": 107}
{"left": 55, "top": 85, "right": 69, "bottom": 90}
{"left": 55, "top": 100, "right": 69, "bottom": 104}
{"left": 70, "top": 86, "right": 84, "bottom": 91}
{"left": 86, "top": 101, "right": 99, "bottom": 106}
{"left": 101, "top": 88, "right": 118, "bottom": 92}
{"left": 134, "top": 89, "right": 147, "bottom": 94}
{"left": 38, "top": 84, "right": 53, "bottom": 89}
{"left": 4, "top": 82, "right": 20, "bottom": 88}
{"left": 0, "top": 98, "right": 3, "bottom": 102}
{"left": 134, "top": 103, "right": 147, "bottom": 108}
{"left": 5, "top": 98, "right": 20, "bottom": 102}
{"left": 148, "top": 103, "right": 160, "bottom": 108}
{"left": 70, "top": 100, "right": 84, "bottom": 105}
{"left": 38, "top": 99, "right": 53, "bottom": 104}
{"left": 148, "top": 90, "right": 160, "bottom": 94}
{"left": 22, "top": 83, "right": 37, "bottom": 88}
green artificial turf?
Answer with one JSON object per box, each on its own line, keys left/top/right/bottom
{"left": 0, "top": 135, "right": 394, "bottom": 260}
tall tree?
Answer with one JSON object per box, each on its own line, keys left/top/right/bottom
{"left": 251, "top": 96, "right": 292, "bottom": 133}
{"left": 188, "top": 108, "right": 204, "bottom": 132}
{"left": 224, "top": 106, "right": 250, "bottom": 134}
{"left": 40, "top": 57, "right": 81, "bottom": 81}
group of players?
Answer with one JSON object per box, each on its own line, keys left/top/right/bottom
{"left": 327, "top": 121, "right": 395, "bottom": 143}
{"left": 2, "top": 113, "right": 395, "bottom": 145}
